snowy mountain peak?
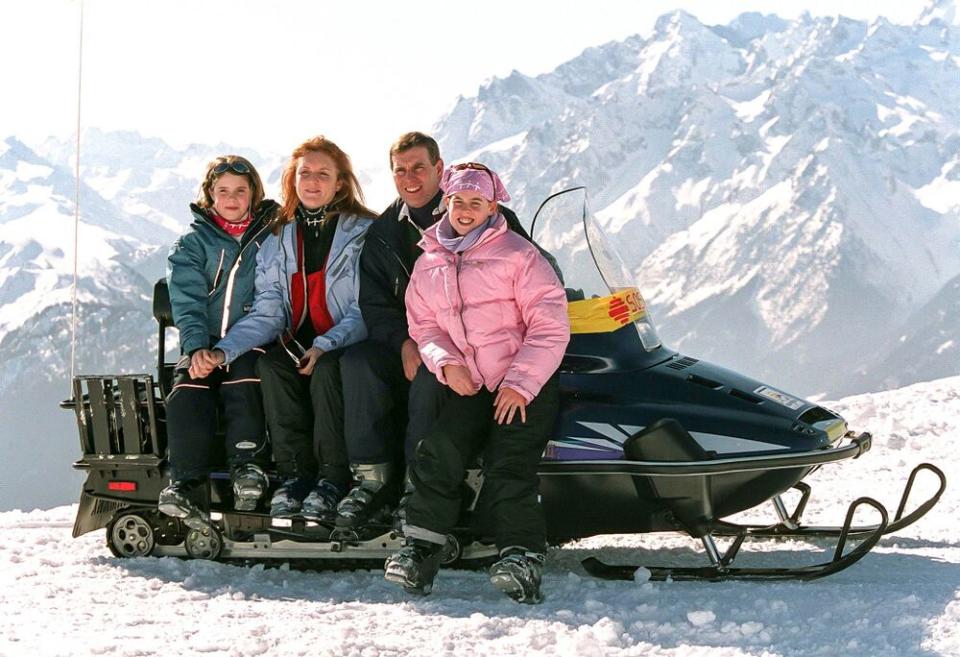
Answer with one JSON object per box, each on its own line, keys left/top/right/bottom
{"left": 714, "top": 12, "right": 791, "bottom": 46}
{"left": 432, "top": 8, "right": 960, "bottom": 397}
{"left": 652, "top": 9, "right": 711, "bottom": 38}
{"left": 917, "top": 0, "right": 959, "bottom": 26}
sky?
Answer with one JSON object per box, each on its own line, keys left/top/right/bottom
{"left": 0, "top": 0, "right": 927, "bottom": 175}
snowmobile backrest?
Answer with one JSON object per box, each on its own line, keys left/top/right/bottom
{"left": 152, "top": 278, "right": 175, "bottom": 399}
{"left": 622, "top": 418, "right": 712, "bottom": 462}
{"left": 153, "top": 278, "right": 173, "bottom": 327}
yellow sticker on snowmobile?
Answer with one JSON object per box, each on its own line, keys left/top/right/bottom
{"left": 568, "top": 288, "right": 646, "bottom": 334}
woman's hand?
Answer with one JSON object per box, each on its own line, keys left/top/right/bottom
{"left": 442, "top": 364, "right": 478, "bottom": 396}
{"left": 401, "top": 338, "right": 422, "bottom": 382}
{"left": 189, "top": 349, "right": 225, "bottom": 379}
{"left": 494, "top": 386, "right": 528, "bottom": 425}
{"left": 297, "top": 347, "right": 324, "bottom": 376}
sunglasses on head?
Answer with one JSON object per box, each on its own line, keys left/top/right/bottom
{"left": 451, "top": 162, "right": 491, "bottom": 172}
{"left": 449, "top": 162, "right": 499, "bottom": 198}
{"left": 213, "top": 160, "right": 251, "bottom": 175}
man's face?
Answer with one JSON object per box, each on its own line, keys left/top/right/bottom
{"left": 391, "top": 146, "right": 443, "bottom": 209}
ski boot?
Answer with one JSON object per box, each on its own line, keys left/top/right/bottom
{"left": 488, "top": 549, "right": 546, "bottom": 604}
{"left": 269, "top": 477, "right": 314, "bottom": 519}
{"left": 384, "top": 538, "right": 444, "bottom": 595}
{"left": 231, "top": 463, "right": 268, "bottom": 512}
{"left": 157, "top": 479, "right": 210, "bottom": 531}
{"left": 300, "top": 479, "right": 344, "bottom": 523}
{"left": 392, "top": 469, "right": 415, "bottom": 531}
{"left": 336, "top": 462, "right": 395, "bottom": 528}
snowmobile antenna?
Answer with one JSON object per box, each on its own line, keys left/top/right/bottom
{"left": 70, "top": 0, "right": 85, "bottom": 388}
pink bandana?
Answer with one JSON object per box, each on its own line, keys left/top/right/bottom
{"left": 440, "top": 164, "right": 510, "bottom": 203}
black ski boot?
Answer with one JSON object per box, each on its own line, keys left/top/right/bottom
{"left": 337, "top": 463, "right": 395, "bottom": 527}
{"left": 231, "top": 463, "right": 268, "bottom": 512}
{"left": 384, "top": 538, "right": 444, "bottom": 595}
{"left": 157, "top": 479, "right": 210, "bottom": 531}
{"left": 488, "top": 549, "right": 546, "bottom": 604}
{"left": 269, "top": 477, "right": 314, "bottom": 519}
{"left": 392, "top": 469, "right": 415, "bottom": 531}
{"left": 300, "top": 479, "right": 344, "bottom": 523}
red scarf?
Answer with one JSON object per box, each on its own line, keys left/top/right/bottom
{"left": 210, "top": 212, "right": 251, "bottom": 238}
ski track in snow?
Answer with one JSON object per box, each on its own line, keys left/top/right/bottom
{"left": 1, "top": 378, "right": 958, "bottom": 657}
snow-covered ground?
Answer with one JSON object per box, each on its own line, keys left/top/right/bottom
{"left": 0, "top": 377, "right": 957, "bottom": 656}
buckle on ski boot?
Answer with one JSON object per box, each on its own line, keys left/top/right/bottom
{"left": 489, "top": 549, "right": 546, "bottom": 604}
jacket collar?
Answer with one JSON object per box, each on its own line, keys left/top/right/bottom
{"left": 280, "top": 212, "right": 370, "bottom": 261}
{"left": 188, "top": 200, "right": 277, "bottom": 245}
{"left": 420, "top": 212, "right": 507, "bottom": 254}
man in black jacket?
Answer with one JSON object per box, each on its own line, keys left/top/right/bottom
{"left": 336, "top": 132, "right": 531, "bottom": 527}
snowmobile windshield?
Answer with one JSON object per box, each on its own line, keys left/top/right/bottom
{"left": 531, "top": 187, "right": 661, "bottom": 350}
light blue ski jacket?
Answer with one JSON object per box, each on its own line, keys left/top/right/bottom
{"left": 215, "top": 213, "right": 373, "bottom": 364}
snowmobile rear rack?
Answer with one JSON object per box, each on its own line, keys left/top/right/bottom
{"left": 582, "top": 496, "right": 889, "bottom": 582}
{"left": 63, "top": 374, "right": 164, "bottom": 463}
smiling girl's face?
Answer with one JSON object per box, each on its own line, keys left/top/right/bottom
{"left": 447, "top": 191, "right": 496, "bottom": 236}
{"left": 210, "top": 173, "right": 251, "bottom": 223}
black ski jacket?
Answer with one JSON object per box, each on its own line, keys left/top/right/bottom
{"left": 358, "top": 197, "right": 531, "bottom": 354}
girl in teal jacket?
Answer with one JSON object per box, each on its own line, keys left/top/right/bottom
{"left": 158, "top": 155, "right": 278, "bottom": 529}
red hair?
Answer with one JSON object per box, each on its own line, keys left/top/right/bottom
{"left": 278, "top": 136, "right": 375, "bottom": 225}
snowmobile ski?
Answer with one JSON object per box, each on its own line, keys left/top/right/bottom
{"left": 582, "top": 496, "right": 888, "bottom": 582}
{"left": 712, "top": 463, "right": 945, "bottom": 540}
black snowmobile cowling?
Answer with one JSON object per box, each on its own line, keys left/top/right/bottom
{"left": 62, "top": 187, "right": 945, "bottom": 582}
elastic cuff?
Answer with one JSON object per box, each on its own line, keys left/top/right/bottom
{"left": 500, "top": 382, "right": 535, "bottom": 404}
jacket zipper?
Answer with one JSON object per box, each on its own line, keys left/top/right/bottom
{"left": 295, "top": 225, "right": 308, "bottom": 332}
{"left": 219, "top": 221, "right": 272, "bottom": 337}
{"left": 371, "top": 234, "right": 411, "bottom": 299}
{"left": 454, "top": 253, "right": 482, "bottom": 382}
{"left": 209, "top": 249, "right": 226, "bottom": 296}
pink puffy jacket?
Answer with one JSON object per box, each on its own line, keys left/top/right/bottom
{"left": 405, "top": 213, "right": 570, "bottom": 402}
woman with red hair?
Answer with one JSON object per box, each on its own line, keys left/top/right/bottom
{"left": 202, "top": 136, "right": 376, "bottom": 520}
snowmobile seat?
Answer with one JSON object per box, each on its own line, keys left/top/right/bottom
{"left": 622, "top": 418, "right": 710, "bottom": 463}
{"left": 622, "top": 418, "right": 716, "bottom": 537}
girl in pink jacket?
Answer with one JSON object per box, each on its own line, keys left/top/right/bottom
{"left": 384, "top": 163, "right": 569, "bottom": 604}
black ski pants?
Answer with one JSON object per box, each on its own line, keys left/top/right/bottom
{"left": 406, "top": 364, "right": 451, "bottom": 463}
{"left": 165, "top": 348, "right": 268, "bottom": 482}
{"left": 339, "top": 340, "right": 449, "bottom": 465}
{"left": 404, "top": 374, "right": 560, "bottom": 554}
{"left": 256, "top": 344, "right": 350, "bottom": 489}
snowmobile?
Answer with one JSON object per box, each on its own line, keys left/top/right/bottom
{"left": 62, "top": 187, "right": 945, "bottom": 582}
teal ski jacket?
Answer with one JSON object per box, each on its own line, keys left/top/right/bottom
{"left": 166, "top": 201, "right": 279, "bottom": 355}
